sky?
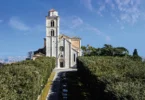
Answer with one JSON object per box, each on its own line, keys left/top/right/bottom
{"left": 0, "top": 0, "right": 145, "bottom": 59}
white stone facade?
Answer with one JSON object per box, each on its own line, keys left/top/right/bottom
{"left": 46, "top": 9, "right": 81, "bottom": 68}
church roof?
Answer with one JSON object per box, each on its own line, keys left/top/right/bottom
{"left": 71, "top": 36, "right": 81, "bottom": 39}
{"left": 59, "top": 34, "right": 70, "bottom": 39}
{"left": 59, "top": 34, "right": 81, "bottom": 40}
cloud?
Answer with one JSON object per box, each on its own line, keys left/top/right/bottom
{"left": 8, "top": 16, "right": 45, "bottom": 35}
{"left": 9, "top": 17, "right": 30, "bottom": 31}
{"left": 86, "top": 25, "right": 101, "bottom": 35}
{"left": 0, "top": 56, "right": 27, "bottom": 63}
{"left": 60, "top": 29, "right": 76, "bottom": 37}
{"left": 61, "top": 15, "right": 110, "bottom": 41}
{"left": 97, "top": 4, "right": 106, "bottom": 16}
{"left": 120, "top": 26, "right": 125, "bottom": 30}
{"left": 115, "top": 0, "right": 141, "bottom": 24}
{"left": 99, "top": 5, "right": 106, "bottom": 12}
{"left": 60, "top": 16, "right": 84, "bottom": 36}
{"left": 80, "top": 0, "right": 93, "bottom": 11}
{"left": 22, "top": 24, "right": 45, "bottom": 36}
{"left": 5, "top": 56, "right": 27, "bottom": 63}
{"left": 0, "top": 20, "right": 3, "bottom": 23}
{"left": 33, "top": 25, "right": 45, "bottom": 32}
{"left": 106, "top": 36, "right": 111, "bottom": 41}
{"left": 95, "top": 0, "right": 142, "bottom": 24}
{"left": 71, "top": 16, "right": 84, "bottom": 28}
{"left": 86, "top": 25, "right": 111, "bottom": 41}
{"left": 80, "top": 0, "right": 142, "bottom": 24}
{"left": 61, "top": 16, "right": 84, "bottom": 29}
{"left": 61, "top": 16, "right": 101, "bottom": 35}
{"left": 85, "top": 24, "right": 111, "bottom": 41}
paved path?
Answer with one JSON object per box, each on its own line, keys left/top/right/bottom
{"left": 47, "top": 68, "right": 77, "bottom": 100}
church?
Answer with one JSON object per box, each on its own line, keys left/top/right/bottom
{"left": 44, "top": 9, "right": 81, "bottom": 69}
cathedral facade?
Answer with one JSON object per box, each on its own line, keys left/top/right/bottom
{"left": 45, "top": 9, "right": 81, "bottom": 68}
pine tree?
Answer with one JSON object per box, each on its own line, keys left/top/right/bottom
{"left": 133, "top": 49, "right": 138, "bottom": 56}
{"left": 132, "top": 49, "right": 142, "bottom": 61}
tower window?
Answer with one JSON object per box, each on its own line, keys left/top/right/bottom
{"left": 51, "top": 20, "right": 54, "bottom": 27}
{"left": 74, "top": 53, "right": 76, "bottom": 62}
{"left": 51, "top": 29, "right": 54, "bottom": 36}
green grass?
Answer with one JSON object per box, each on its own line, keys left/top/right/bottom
{"left": 39, "top": 72, "right": 55, "bottom": 100}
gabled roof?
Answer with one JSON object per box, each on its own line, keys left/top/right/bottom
{"left": 59, "top": 34, "right": 70, "bottom": 39}
{"left": 71, "top": 36, "right": 81, "bottom": 39}
{"left": 63, "top": 38, "right": 71, "bottom": 44}
{"left": 59, "top": 34, "right": 81, "bottom": 40}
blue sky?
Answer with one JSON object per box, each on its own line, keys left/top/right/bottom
{"left": 0, "top": 0, "right": 145, "bottom": 59}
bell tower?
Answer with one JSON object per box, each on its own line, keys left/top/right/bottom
{"left": 46, "top": 9, "right": 60, "bottom": 68}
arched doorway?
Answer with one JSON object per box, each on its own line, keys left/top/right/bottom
{"left": 59, "top": 59, "right": 65, "bottom": 68}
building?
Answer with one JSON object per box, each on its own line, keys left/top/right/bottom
{"left": 45, "top": 9, "right": 81, "bottom": 68}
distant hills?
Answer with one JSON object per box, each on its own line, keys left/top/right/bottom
{"left": 0, "top": 56, "right": 26, "bottom": 64}
{"left": 0, "top": 63, "right": 3, "bottom": 67}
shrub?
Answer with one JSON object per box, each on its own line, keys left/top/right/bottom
{"left": 77, "top": 56, "right": 145, "bottom": 100}
{"left": 0, "top": 57, "right": 55, "bottom": 100}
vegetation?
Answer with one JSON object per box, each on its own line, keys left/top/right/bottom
{"left": 0, "top": 57, "right": 55, "bottom": 100}
{"left": 39, "top": 72, "right": 55, "bottom": 100}
{"left": 81, "top": 44, "right": 142, "bottom": 61}
{"left": 0, "top": 63, "right": 3, "bottom": 67}
{"left": 34, "top": 47, "right": 46, "bottom": 55}
{"left": 81, "top": 44, "right": 129, "bottom": 57}
{"left": 132, "top": 49, "right": 142, "bottom": 61}
{"left": 77, "top": 56, "right": 145, "bottom": 100}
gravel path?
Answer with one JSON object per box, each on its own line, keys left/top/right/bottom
{"left": 47, "top": 68, "right": 77, "bottom": 100}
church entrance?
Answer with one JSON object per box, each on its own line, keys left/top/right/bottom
{"left": 60, "top": 61, "right": 64, "bottom": 68}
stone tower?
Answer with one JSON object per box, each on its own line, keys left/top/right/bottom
{"left": 46, "top": 9, "right": 60, "bottom": 68}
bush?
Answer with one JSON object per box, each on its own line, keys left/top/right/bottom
{"left": 0, "top": 57, "right": 55, "bottom": 100}
{"left": 77, "top": 56, "right": 145, "bottom": 100}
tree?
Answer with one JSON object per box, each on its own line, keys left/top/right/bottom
{"left": 132, "top": 49, "right": 142, "bottom": 61}
{"left": 81, "top": 44, "right": 129, "bottom": 57}
{"left": 81, "top": 46, "right": 87, "bottom": 56}
{"left": 28, "top": 51, "right": 33, "bottom": 59}
{"left": 101, "top": 44, "right": 114, "bottom": 56}
{"left": 133, "top": 49, "right": 138, "bottom": 56}
{"left": 88, "top": 46, "right": 97, "bottom": 56}
{"left": 114, "top": 47, "right": 129, "bottom": 56}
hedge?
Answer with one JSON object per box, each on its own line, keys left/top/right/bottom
{"left": 0, "top": 57, "right": 55, "bottom": 100}
{"left": 77, "top": 56, "right": 145, "bottom": 100}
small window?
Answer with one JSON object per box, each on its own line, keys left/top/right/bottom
{"left": 51, "top": 20, "right": 54, "bottom": 27}
{"left": 51, "top": 29, "right": 54, "bottom": 36}
{"left": 74, "top": 53, "right": 76, "bottom": 62}
{"left": 60, "top": 46, "right": 64, "bottom": 51}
